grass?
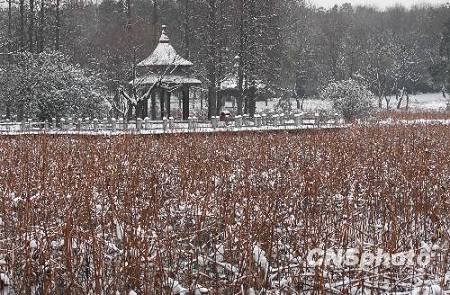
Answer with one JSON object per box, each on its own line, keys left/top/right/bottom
{"left": 0, "top": 126, "right": 449, "bottom": 293}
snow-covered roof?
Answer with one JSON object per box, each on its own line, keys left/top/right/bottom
{"left": 138, "top": 26, "right": 193, "bottom": 67}
{"left": 132, "top": 74, "right": 201, "bottom": 86}
{"left": 219, "top": 76, "right": 266, "bottom": 90}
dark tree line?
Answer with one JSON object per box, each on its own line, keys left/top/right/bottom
{"left": 0, "top": 0, "right": 449, "bottom": 119}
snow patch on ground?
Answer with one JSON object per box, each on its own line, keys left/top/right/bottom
{"left": 380, "top": 93, "right": 449, "bottom": 110}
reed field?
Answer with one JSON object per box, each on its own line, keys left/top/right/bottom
{"left": 0, "top": 125, "right": 449, "bottom": 294}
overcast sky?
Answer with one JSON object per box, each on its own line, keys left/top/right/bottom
{"left": 309, "top": 0, "right": 449, "bottom": 9}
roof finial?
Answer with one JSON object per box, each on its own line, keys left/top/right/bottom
{"left": 159, "top": 25, "right": 170, "bottom": 43}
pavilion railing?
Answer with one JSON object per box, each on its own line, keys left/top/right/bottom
{"left": 0, "top": 112, "right": 343, "bottom": 134}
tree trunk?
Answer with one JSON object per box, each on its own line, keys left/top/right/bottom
{"left": 6, "top": 0, "right": 12, "bottom": 117}
{"left": 247, "top": 0, "right": 256, "bottom": 117}
{"left": 8, "top": 0, "right": 12, "bottom": 39}
{"left": 55, "top": 0, "right": 61, "bottom": 50}
{"left": 143, "top": 98, "right": 149, "bottom": 119}
{"left": 207, "top": 0, "right": 217, "bottom": 119}
{"left": 248, "top": 83, "right": 256, "bottom": 117}
{"left": 405, "top": 92, "right": 409, "bottom": 110}
{"left": 126, "top": 0, "right": 132, "bottom": 31}
{"left": 216, "top": 91, "right": 222, "bottom": 115}
{"left": 208, "top": 86, "right": 217, "bottom": 119}
{"left": 38, "top": 0, "right": 45, "bottom": 52}
{"left": 236, "top": 0, "right": 245, "bottom": 116}
{"left": 19, "top": 0, "right": 25, "bottom": 49}
{"left": 136, "top": 99, "right": 144, "bottom": 119}
{"left": 127, "top": 102, "right": 133, "bottom": 120}
{"left": 29, "top": 0, "right": 35, "bottom": 52}
{"left": 152, "top": 0, "right": 159, "bottom": 43}
{"left": 183, "top": 0, "right": 190, "bottom": 58}
{"left": 396, "top": 90, "right": 403, "bottom": 109}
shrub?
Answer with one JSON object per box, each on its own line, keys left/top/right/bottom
{"left": 320, "top": 79, "right": 375, "bottom": 121}
{"left": 0, "top": 51, "right": 108, "bottom": 121}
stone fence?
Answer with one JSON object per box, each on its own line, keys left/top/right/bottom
{"left": 0, "top": 112, "right": 342, "bottom": 134}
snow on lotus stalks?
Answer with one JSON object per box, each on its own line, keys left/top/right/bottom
{"left": 0, "top": 126, "right": 449, "bottom": 293}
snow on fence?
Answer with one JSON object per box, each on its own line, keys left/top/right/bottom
{"left": 0, "top": 113, "right": 342, "bottom": 134}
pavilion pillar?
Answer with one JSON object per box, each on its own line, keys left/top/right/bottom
{"left": 151, "top": 92, "right": 157, "bottom": 120}
{"left": 143, "top": 97, "right": 149, "bottom": 119}
{"left": 165, "top": 91, "right": 171, "bottom": 118}
{"left": 160, "top": 88, "right": 166, "bottom": 119}
{"left": 182, "top": 85, "right": 190, "bottom": 120}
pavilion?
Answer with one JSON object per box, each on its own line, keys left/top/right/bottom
{"left": 131, "top": 25, "right": 201, "bottom": 120}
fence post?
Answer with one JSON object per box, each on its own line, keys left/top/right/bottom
{"left": 67, "top": 117, "right": 73, "bottom": 130}
{"left": 280, "top": 114, "right": 285, "bottom": 126}
{"left": 334, "top": 113, "right": 340, "bottom": 126}
{"left": 188, "top": 117, "right": 193, "bottom": 131}
{"left": 243, "top": 114, "right": 249, "bottom": 126}
{"left": 27, "top": 119, "right": 32, "bottom": 131}
{"left": 235, "top": 115, "right": 242, "bottom": 128}
{"left": 294, "top": 114, "right": 301, "bottom": 127}
{"left": 60, "top": 118, "right": 66, "bottom": 131}
{"left": 84, "top": 117, "right": 89, "bottom": 129}
{"left": 118, "top": 118, "right": 124, "bottom": 131}
{"left": 76, "top": 118, "right": 82, "bottom": 131}
{"left": 315, "top": 112, "right": 320, "bottom": 127}
{"left": 273, "top": 114, "right": 279, "bottom": 127}
{"left": 163, "top": 117, "right": 168, "bottom": 132}
{"left": 111, "top": 118, "right": 116, "bottom": 132}
{"left": 44, "top": 120, "right": 49, "bottom": 132}
{"left": 102, "top": 118, "right": 108, "bottom": 130}
{"left": 136, "top": 118, "right": 143, "bottom": 131}
{"left": 261, "top": 114, "right": 267, "bottom": 126}
{"left": 93, "top": 118, "right": 99, "bottom": 132}
{"left": 254, "top": 114, "right": 262, "bottom": 127}
{"left": 211, "top": 116, "right": 218, "bottom": 129}
{"left": 169, "top": 117, "right": 174, "bottom": 130}
{"left": 144, "top": 117, "right": 150, "bottom": 130}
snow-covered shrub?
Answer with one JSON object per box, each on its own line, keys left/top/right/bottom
{"left": 0, "top": 51, "right": 108, "bottom": 121}
{"left": 320, "top": 79, "right": 375, "bottom": 122}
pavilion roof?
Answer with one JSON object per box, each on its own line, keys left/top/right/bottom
{"left": 138, "top": 26, "right": 194, "bottom": 67}
{"left": 131, "top": 73, "right": 201, "bottom": 86}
